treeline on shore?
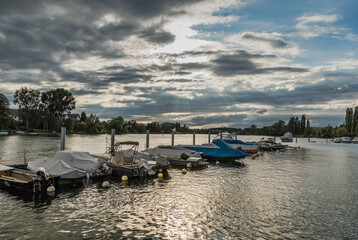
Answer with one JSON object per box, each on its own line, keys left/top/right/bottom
{"left": 0, "top": 87, "right": 354, "bottom": 138}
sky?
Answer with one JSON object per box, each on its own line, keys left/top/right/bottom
{"left": 1, "top": 0, "right": 358, "bottom": 128}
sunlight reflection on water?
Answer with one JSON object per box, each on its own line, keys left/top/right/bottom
{"left": 0, "top": 135, "right": 358, "bottom": 239}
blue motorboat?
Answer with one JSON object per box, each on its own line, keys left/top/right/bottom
{"left": 180, "top": 139, "right": 249, "bottom": 162}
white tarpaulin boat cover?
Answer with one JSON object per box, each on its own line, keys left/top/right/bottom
{"left": 27, "top": 158, "right": 86, "bottom": 179}
{"left": 0, "top": 164, "right": 13, "bottom": 171}
{"left": 54, "top": 151, "right": 104, "bottom": 173}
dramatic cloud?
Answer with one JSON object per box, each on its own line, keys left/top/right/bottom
{"left": 227, "top": 32, "right": 301, "bottom": 56}
{"left": 1, "top": 0, "right": 358, "bottom": 128}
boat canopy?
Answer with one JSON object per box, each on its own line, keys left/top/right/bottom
{"left": 28, "top": 158, "right": 86, "bottom": 179}
{"left": 54, "top": 150, "right": 104, "bottom": 173}
{"left": 0, "top": 164, "right": 13, "bottom": 171}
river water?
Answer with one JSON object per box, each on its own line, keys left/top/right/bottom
{"left": 0, "top": 134, "right": 357, "bottom": 239}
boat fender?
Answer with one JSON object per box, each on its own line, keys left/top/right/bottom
{"left": 102, "top": 181, "right": 110, "bottom": 188}
{"left": 121, "top": 175, "right": 128, "bottom": 181}
{"left": 47, "top": 186, "right": 56, "bottom": 196}
{"left": 181, "top": 169, "right": 187, "bottom": 174}
{"left": 158, "top": 173, "right": 163, "bottom": 178}
{"left": 4, "top": 180, "right": 10, "bottom": 187}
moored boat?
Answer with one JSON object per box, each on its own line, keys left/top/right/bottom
{"left": 333, "top": 138, "right": 342, "bottom": 143}
{"left": 0, "top": 164, "right": 58, "bottom": 194}
{"left": 341, "top": 137, "right": 352, "bottom": 143}
{"left": 143, "top": 145, "right": 208, "bottom": 169}
{"left": 180, "top": 139, "right": 249, "bottom": 162}
{"left": 27, "top": 158, "right": 87, "bottom": 187}
{"left": 281, "top": 132, "right": 293, "bottom": 142}
{"left": 351, "top": 137, "right": 358, "bottom": 144}
{"left": 217, "top": 139, "right": 259, "bottom": 153}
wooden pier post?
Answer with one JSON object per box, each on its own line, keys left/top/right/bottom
{"left": 220, "top": 131, "right": 223, "bottom": 139}
{"left": 296, "top": 137, "right": 298, "bottom": 143}
{"left": 60, "top": 127, "right": 66, "bottom": 150}
{"left": 23, "top": 148, "right": 26, "bottom": 164}
{"left": 308, "top": 137, "right": 310, "bottom": 143}
{"left": 111, "top": 129, "right": 115, "bottom": 154}
{"left": 235, "top": 132, "right": 237, "bottom": 140}
{"left": 193, "top": 131, "right": 196, "bottom": 145}
{"left": 146, "top": 130, "right": 150, "bottom": 149}
{"left": 171, "top": 129, "right": 175, "bottom": 145}
{"left": 326, "top": 136, "right": 328, "bottom": 143}
{"left": 208, "top": 131, "right": 211, "bottom": 143}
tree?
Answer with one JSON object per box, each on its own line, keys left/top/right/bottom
{"left": 304, "top": 119, "right": 312, "bottom": 137}
{"left": 64, "top": 117, "right": 75, "bottom": 132}
{"left": 300, "top": 115, "right": 306, "bottom": 134}
{"left": 41, "top": 88, "right": 75, "bottom": 131}
{"left": 13, "top": 87, "right": 40, "bottom": 129}
{"left": 352, "top": 106, "right": 358, "bottom": 135}
{"left": 336, "top": 126, "right": 348, "bottom": 137}
{"left": 80, "top": 111, "right": 87, "bottom": 122}
{"left": 345, "top": 107, "right": 353, "bottom": 134}
{"left": 85, "top": 114, "right": 100, "bottom": 134}
{"left": 41, "top": 88, "right": 75, "bottom": 116}
{"left": 0, "top": 93, "right": 10, "bottom": 129}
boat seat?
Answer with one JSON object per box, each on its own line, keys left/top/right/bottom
{"left": 0, "top": 175, "right": 28, "bottom": 183}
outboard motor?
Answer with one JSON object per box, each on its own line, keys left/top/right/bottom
{"left": 156, "top": 155, "right": 170, "bottom": 168}
{"left": 137, "top": 159, "right": 155, "bottom": 176}
{"left": 36, "top": 167, "right": 49, "bottom": 181}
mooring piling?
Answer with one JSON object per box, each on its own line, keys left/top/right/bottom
{"left": 23, "top": 148, "right": 26, "bottom": 164}
{"left": 193, "top": 131, "right": 196, "bottom": 145}
{"left": 171, "top": 129, "right": 175, "bottom": 145}
{"left": 235, "top": 132, "right": 237, "bottom": 140}
{"left": 220, "top": 131, "right": 223, "bottom": 139}
{"left": 208, "top": 131, "right": 211, "bottom": 143}
{"left": 146, "top": 130, "right": 150, "bottom": 149}
{"left": 60, "top": 127, "right": 66, "bottom": 150}
{"left": 111, "top": 129, "right": 115, "bottom": 154}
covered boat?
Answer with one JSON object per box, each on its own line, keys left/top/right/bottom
{"left": 281, "top": 132, "right": 293, "bottom": 142}
{"left": 213, "top": 132, "right": 234, "bottom": 141}
{"left": 28, "top": 158, "right": 86, "bottom": 179}
{"left": 180, "top": 139, "right": 249, "bottom": 162}
{"left": 54, "top": 150, "right": 106, "bottom": 174}
{"left": 143, "top": 146, "right": 208, "bottom": 168}
{"left": 217, "top": 139, "right": 258, "bottom": 153}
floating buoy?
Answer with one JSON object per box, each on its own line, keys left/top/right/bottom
{"left": 298, "top": 146, "right": 301, "bottom": 148}
{"left": 158, "top": 173, "right": 163, "bottom": 178}
{"left": 46, "top": 185, "right": 55, "bottom": 196}
{"left": 276, "top": 150, "right": 280, "bottom": 153}
{"left": 102, "top": 181, "right": 110, "bottom": 188}
{"left": 121, "top": 175, "right": 128, "bottom": 181}
{"left": 270, "top": 152, "right": 273, "bottom": 154}
{"left": 186, "top": 163, "right": 192, "bottom": 168}
{"left": 182, "top": 169, "right": 187, "bottom": 174}
{"left": 251, "top": 155, "right": 256, "bottom": 160}
{"left": 216, "top": 161, "right": 220, "bottom": 165}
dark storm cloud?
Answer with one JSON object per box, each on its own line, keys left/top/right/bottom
{"left": 256, "top": 109, "right": 267, "bottom": 114}
{"left": 140, "top": 28, "right": 175, "bottom": 44}
{"left": 211, "top": 50, "right": 307, "bottom": 76}
{"left": 0, "top": 0, "right": 202, "bottom": 73}
{"left": 241, "top": 33, "right": 289, "bottom": 48}
{"left": 190, "top": 114, "right": 248, "bottom": 125}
